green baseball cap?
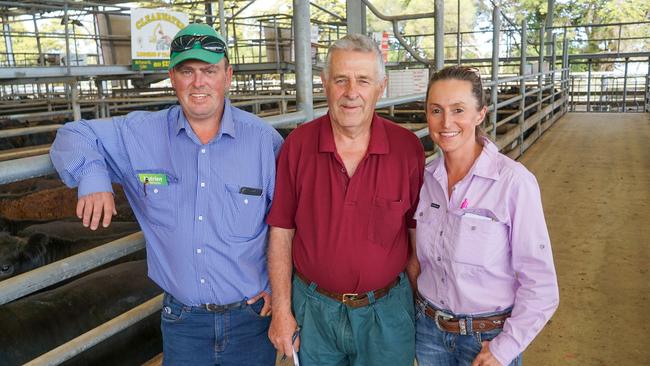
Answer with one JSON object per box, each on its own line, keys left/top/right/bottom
{"left": 169, "top": 23, "right": 228, "bottom": 69}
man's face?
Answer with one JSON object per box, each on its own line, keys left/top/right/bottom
{"left": 321, "top": 49, "right": 386, "bottom": 130}
{"left": 169, "top": 59, "right": 232, "bottom": 124}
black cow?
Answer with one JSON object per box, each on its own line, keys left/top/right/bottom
{"left": 0, "top": 221, "right": 140, "bottom": 280}
{"left": 0, "top": 260, "right": 162, "bottom": 366}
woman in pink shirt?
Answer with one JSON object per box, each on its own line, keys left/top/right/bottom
{"left": 414, "top": 66, "right": 559, "bottom": 366}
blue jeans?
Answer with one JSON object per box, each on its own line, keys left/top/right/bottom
{"left": 415, "top": 299, "right": 522, "bottom": 366}
{"left": 292, "top": 272, "right": 415, "bottom": 366}
{"left": 160, "top": 292, "right": 275, "bottom": 366}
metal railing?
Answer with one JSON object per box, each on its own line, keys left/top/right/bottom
{"left": 0, "top": 4, "right": 573, "bottom": 365}
{"left": 570, "top": 73, "right": 650, "bottom": 112}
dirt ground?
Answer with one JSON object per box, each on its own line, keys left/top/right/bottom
{"left": 518, "top": 112, "right": 650, "bottom": 365}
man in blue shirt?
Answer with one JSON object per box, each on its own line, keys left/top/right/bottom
{"left": 50, "top": 24, "right": 282, "bottom": 365}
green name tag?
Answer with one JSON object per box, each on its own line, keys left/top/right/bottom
{"left": 138, "top": 173, "right": 168, "bottom": 185}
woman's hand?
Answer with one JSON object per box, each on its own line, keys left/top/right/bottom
{"left": 470, "top": 341, "right": 503, "bottom": 366}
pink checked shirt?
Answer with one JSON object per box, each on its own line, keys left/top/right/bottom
{"left": 415, "top": 139, "right": 559, "bottom": 365}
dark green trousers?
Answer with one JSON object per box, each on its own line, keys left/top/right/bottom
{"left": 292, "top": 272, "right": 415, "bottom": 366}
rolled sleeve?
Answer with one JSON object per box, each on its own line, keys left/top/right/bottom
{"left": 77, "top": 173, "right": 114, "bottom": 197}
{"left": 50, "top": 118, "right": 125, "bottom": 195}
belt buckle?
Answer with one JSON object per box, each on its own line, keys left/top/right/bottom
{"left": 341, "top": 293, "right": 359, "bottom": 303}
{"left": 434, "top": 310, "right": 455, "bottom": 332}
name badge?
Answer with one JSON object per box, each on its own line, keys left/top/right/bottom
{"left": 138, "top": 173, "right": 168, "bottom": 186}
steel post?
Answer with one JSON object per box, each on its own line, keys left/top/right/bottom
{"left": 623, "top": 58, "right": 629, "bottom": 112}
{"left": 550, "top": 33, "right": 556, "bottom": 120}
{"left": 518, "top": 21, "right": 527, "bottom": 155}
{"left": 293, "top": 0, "right": 314, "bottom": 121}
{"left": 346, "top": 0, "right": 365, "bottom": 34}
{"left": 219, "top": 0, "right": 226, "bottom": 39}
{"left": 490, "top": 3, "right": 500, "bottom": 140}
{"left": 587, "top": 60, "right": 592, "bottom": 112}
{"left": 537, "top": 25, "right": 544, "bottom": 126}
{"left": 435, "top": 0, "right": 445, "bottom": 70}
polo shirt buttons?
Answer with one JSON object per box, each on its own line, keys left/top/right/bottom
{"left": 198, "top": 215, "right": 203, "bottom": 221}
{"left": 153, "top": 188, "right": 158, "bottom": 194}
{"left": 200, "top": 182, "right": 205, "bottom": 188}
{"left": 340, "top": 168, "right": 346, "bottom": 173}
{"left": 200, "top": 278, "right": 205, "bottom": 284}
{"left": 244, "top": 199, "right": 249, "bottom": 204}
{"left": 201, "top": 148, "right": 206, "bottom": 154}
{"left": 196, "top": 249, "right": 202, "bottom": 254}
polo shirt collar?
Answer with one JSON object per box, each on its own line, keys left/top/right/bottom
{"left": 318, "top": 112, "right": 389, "bottom": 155}
{"left": 426, "top": 137, "right": 500, "bottom": 182}
{"left": 173, "top": 99, "right": 236, "bottom": 141}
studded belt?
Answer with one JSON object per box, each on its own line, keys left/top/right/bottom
{"left": 418, "top": 295, "right": 510, "bottom": 335}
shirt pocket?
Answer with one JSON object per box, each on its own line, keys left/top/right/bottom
{"left": 367, "top": 196, "right": 406, "bottom": 247}
{"left": 449, "top": 209, "right": 508, "bottom": 267}
{"left": 222, "top": 183, "right": 266, "bottom": 241}
{"left": 135, "top": 171, "right": 178, "bottom": 230}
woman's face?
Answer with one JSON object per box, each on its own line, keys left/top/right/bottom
{"left": 426, "top": 78, "right": 487, "bottom": 156}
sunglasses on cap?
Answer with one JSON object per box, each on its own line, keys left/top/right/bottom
{"left": 170, "top": 35, "right": 227, "bottom": 55}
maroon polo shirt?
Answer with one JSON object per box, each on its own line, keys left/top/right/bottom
{"left": 267, "top": 113, "right": 424, "bottom": 293}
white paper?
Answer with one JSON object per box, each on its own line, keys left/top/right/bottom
{"left": 462, "top": 212, "right": 493, "bottom": 221}
{"left": 292, "top": 346, "right": 300, "bottom": 366}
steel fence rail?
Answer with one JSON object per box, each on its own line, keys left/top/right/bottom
{"left": 0, "top": 232, "right": 145, "bottom": 305}
{"left": 24, "top": 294, "right": 163, "bottom": 366}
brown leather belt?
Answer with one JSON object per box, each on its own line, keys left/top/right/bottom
{"left": 418, "top": 296, "right": 510, "bottom": 335}
{"left": 295, "top": 271, "right": 399, "bottom": 308}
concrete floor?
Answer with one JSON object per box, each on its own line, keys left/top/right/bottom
{"left": 520, "top": 112, "right": 650, "bottom": 365}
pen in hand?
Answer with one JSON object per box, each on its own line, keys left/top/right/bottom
{"left": 281, "top": 326, "right": 301, "bottom": 361}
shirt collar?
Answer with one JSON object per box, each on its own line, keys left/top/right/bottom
{"left": 173, "top": 99, "right": 236, "bottom": 141}
{"left": 426, "top": 137, "right": 500, "bottom": 181}
{"left": 318, "top": 112, "right": 389, "bottom": 155}
{"left": 472, "top": 137, "right": 500, "bottom": 181}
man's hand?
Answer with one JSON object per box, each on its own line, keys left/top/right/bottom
{"left": 77, "top": 192, "right": 116, "bottom": 230}
{"left": 269, "top": 311, "right": 300, "bottom": 359}
{"left": 247, "top": 290, "right": 272, "bottom": 316}
{"left": 470, "top": 341, "right": 503, "bottom": 366}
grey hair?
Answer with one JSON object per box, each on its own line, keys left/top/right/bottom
{"left": 323, "top": 33, "right": 386, "bottom": 81}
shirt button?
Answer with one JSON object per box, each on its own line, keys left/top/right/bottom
{"left": 244, "top": 199, "right": 249, "bottom": 204}
{"left": 200, "top": 278, "right": 205, "bottom": 284}
{"left": 440, "top": 300, "right": 445, "bottom": 304}
{"left": 441, "top": 277, "right": 445, "bottom": 283}
{"left": 341, "top": 168, "right": 345, "bottom": 173}
{"left": 153, "top": 188, "right": 159, "bottom": 194}
{"left": 200, "top": 182, "right": 205, "bottom": 188}
{"left": 439, "top": 230, "right": 443, "bottom": 236}
{"left": 201, "top": 148, "right": 206, "bottom": 154}
{"left": 437, "top": 256, "right": 441, "bottom": 261}
{"left": 198, "top": 215, "right": 203, "bottom": 221}
{"left": 419, "top": 212, "right": 423, "bottom": 217}
{"left": 196, "top": 249, "right": 202, "bottom": 254}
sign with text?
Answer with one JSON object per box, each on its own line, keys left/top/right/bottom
{"left": 387, "top": 68, "right": 430, "bottom": 98}
{"left": 130, "top": 8, "right": 189, "bottom": 70}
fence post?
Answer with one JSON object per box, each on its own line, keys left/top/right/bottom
{"left": 490, "top": 3, "right": 501, "bottom": 140}
{"left": 518, "top": 21, "right": 527, "bottom": 156}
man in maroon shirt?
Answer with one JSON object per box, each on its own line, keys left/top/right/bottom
{"left": 266, "top": 34, "right": 424, "bottom": 365}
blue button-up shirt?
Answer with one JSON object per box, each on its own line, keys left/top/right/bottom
{"left": 50, "top": 100, "right": 283, "bottom": 306}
